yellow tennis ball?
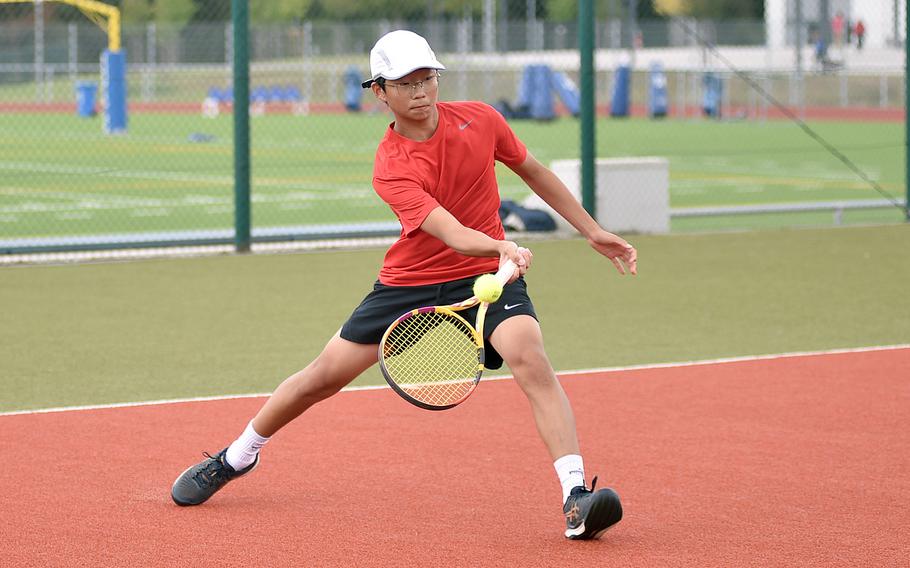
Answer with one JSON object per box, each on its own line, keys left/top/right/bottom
{"left": 473, "top": 273, "right": 504, "bottom": 303}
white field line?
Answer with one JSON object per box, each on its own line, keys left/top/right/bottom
{"left": 1, "top": 343, "right": 907, "bottom": 418}
{"left": 0, "top": 162, "right": 376, "bottom": 195}
{"left": 0, "top": 186, "right": 377, "bottom": 216}
{"left": 0, "top": 128, "right": 379, "bottom": 153}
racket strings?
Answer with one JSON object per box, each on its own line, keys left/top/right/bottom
{"left": 382, "top": 312, "right": 481, "bottom": 407}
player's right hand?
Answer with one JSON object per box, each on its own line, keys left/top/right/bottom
{"left": 497, "top": 241, "right": 526, "bottom": 283}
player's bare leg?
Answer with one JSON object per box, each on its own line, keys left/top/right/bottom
{"left": 171, "top": 333, "right": 377, "bottom": 506}
{"left": 490, "top": 315, "right": 579, "bottom": 459}
{"left": 490, "top": 315, "right": 622, "bottom": 539}
{"left": 252, "top": 333, "right": 379, "bottom": 436}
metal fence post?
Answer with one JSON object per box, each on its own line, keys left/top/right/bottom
{"left": 68, "top": 22, "right": 77, "bottom": 82}
{"left": 579, "top": 0, "right": 596, "bottom": 218}
{"left": 34, "top": 0, "right": 44, "bottom": 102}
{"left": 906, "top": 0, "right": 909, "bottom": 220}
{"left": 232, "top": 0, "right": 251, "bottom": 251}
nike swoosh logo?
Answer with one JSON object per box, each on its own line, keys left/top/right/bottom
{"left": 459, "top": 120, "right": 472, "bottom": 130}
{"left": 503, "top": 303, "right": 523, "bottom": 310}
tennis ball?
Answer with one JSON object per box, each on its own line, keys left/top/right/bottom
{"left": 473, "top": 273, "right": 504, "bottom": 303}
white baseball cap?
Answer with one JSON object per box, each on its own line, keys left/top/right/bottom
{"left": 361, "top": 30, "right": 445, "bottom": 89}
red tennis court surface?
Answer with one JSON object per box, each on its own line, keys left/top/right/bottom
{"left": 2, "top": 348, "right": 908, "bottom": 567}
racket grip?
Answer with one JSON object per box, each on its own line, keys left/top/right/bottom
{"left": 495, "top": 258, "right": 518, "bottom": 285}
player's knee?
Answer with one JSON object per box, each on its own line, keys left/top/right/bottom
{"left": 506, "top": 346, "right": 554, "bottom": 385}
{"left": 290, "top": 358, "right": 347, "bottom": 402}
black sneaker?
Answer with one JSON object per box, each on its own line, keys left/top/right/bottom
{"left": 171, "top": 448, "right": 258, "bottom": 506}
{"left": 563, "top": 477, "right": 623, "bottom": 540}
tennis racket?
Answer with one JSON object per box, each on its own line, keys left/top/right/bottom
{"left": 378, "top": 259, "right": 518, "bottom": 411}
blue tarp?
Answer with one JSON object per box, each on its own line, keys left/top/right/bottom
{"left": 521, "top": 64, "right": 555, "bottom": 120}
{"left": 550, "top": 71, "right": 580, "bottom": 116}
{"left": 499, "top": 64, "right": 580, "bottom": 120}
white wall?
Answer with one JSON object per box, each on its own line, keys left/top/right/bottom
{"left": 851, "top": 0, "right": 904, "bottom": 48}
{"left": 765, "top": 0, "right": 904, "bottom": 50}
{"left": 766, "top": 0, "right": 787, "bottom": 48}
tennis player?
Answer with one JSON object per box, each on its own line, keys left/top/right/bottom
{"left": 172, "top": 29, "right": 637, "bottom": 540}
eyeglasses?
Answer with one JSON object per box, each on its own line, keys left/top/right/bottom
{"left": 384, "top": 74, "right": 440, "bottom": 96}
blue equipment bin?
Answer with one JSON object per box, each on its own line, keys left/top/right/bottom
{"left": 75, "top": 81, "right": 98, "bottom": 117}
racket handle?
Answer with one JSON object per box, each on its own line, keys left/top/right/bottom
{"left": 494, "top": 258, "right": 518, "bottom": 285}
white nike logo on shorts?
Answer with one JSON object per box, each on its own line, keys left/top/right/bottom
{"left": 504, "top": 303, "right": 524, "bottom": 310}
{"left": 459, "top": 120, "right": 472, "bottom": 130}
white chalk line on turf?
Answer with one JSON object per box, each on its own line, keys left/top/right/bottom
{"left": 1, "top": 343, "right": 907, "bottom": 418}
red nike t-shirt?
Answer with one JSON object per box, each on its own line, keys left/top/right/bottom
{"left": 372, "top": 101, "right": 527, "bottom": 286}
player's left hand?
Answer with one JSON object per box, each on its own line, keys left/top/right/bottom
{"left": 517, "top": 247, "right": 533, "bottom": 277}
{"left": 588, "top": 230, "right": 637, "bottom": 275}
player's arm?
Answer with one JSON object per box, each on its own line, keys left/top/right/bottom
{"left": 420, "top": 206, "right": 527, "bottom": 275}
{"left": 509, "top": 151, "right": 637, "bottom": 275}
{"left": 373, "top": 170, "right": 529, "bottom": 274}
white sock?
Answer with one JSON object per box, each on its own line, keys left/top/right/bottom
{"left": 225, "top": 421, "right": 270, "bottom": 471}
{"left": 554, "top": 454, "right": 586, "bottom": 504}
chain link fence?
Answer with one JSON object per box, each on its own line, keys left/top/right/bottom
{"left": 0, "top": 0, "right": 906, "bottom": 259}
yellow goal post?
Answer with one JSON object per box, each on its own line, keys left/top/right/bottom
{"left": 1, "top": 0, "right": 127, "bottom": 132}
{"left": 0, "top": 0, "right": 121, "bottom": 52}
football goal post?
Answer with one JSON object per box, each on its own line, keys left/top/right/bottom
{"left": 1, "top": 0, "right": 126, "bottom": 133}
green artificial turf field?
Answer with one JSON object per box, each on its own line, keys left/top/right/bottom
{"left": 0, "top": 111, "right": 904, "bottom": 243}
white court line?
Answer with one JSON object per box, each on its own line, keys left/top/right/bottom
{"left": 1, "top": 343, "right": 907, "bottom": 418}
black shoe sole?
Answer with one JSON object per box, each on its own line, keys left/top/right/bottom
{"left": 565, "top": 488, "right": 623, "bottom": 540}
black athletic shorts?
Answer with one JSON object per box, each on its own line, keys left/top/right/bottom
{"left": 340, "top": 275, "right": 537, "bottom": 370}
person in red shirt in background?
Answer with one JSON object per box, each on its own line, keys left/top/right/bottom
{"left": 831, "top": 11, "right": 846, "bottom": 49}
{"left": 170, "top": 30, "right": 637, "bottom": 540}
{"left": 854, "top": 19, "right": 866, "bottom": 50}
